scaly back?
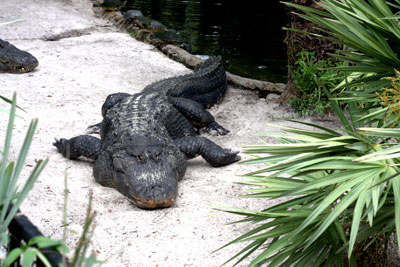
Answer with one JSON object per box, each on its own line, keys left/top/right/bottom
{"left": 142, "top": 56, "right": 227, "bottom": 108}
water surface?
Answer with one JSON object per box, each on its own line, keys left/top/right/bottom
{"left": 126, "top": 0, "right": 288, "bottom": 83}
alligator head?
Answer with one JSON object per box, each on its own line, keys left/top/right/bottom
{"left": 97, "top": 139, "right": 187, "bottom": 209}
{"left": 0, "top": 39, "right": 39, "bottom": 73}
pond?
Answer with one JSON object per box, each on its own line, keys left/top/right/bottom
{"left": 125, "top": 0, "right": 289, "bottom": 83}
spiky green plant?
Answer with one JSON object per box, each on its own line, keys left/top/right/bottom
{"left": 1, "top": 95, "right": 102, "bottom": 266}
{"left": 284, "top": 0, "right": 400, "bottom": 89}
{"left": 290, "top": 50, "right": 344, "bottom": 115}
{"left": 0, "top": 93, "right": 48, "bottom": 259}
{"left": 283, "top": 0, "right": 400, "bottom": 127}
{"left": 219, "top": 119, "right": 400, "bottom": 266}
{"left": 220, "top": 0, "right": 400, "bottom": 265}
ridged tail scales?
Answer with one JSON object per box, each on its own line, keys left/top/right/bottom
{"left": 142, "top": 56, "right": 227, "bottom": 109}
{"left": 169, "top": 56, "right": 227, "bottom": 108}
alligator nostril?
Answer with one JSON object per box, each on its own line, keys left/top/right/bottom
{"left": 149, "top": 185, "right": 164, "bottom": 199}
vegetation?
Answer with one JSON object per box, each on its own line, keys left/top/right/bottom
{"left": 0, "top": 94, "right": 100, "bottom": 266}
{"left": 220, "top": 119, "right": 400, "bottom": 266}
{"left": 290, "top": 50, "right": 343, "bottom": 115}
{"left": 62, "top": 180, "right": 101, "bottom": 267}
{"left": 0, "top": 93, "right": 48, "bottom": 265}
{"left": 221, "top": 0, "right": 400, "bottom": 265}
{"left": 285, "top": 0, "right": 400, "bottom": 124}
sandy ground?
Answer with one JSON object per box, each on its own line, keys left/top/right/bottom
{"left": 0, "top": 0, "right": 340, "bottom": 266}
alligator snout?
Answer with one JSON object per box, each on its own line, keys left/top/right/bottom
{"left": 0, "top": 39, "right": 39, "bottom": 73}
{"left": 129, "top": 174, "right": 178, "bottom": 209}
{"left": 133, "top": 192, "right": 176, "bottom": 209}
{"left": 112, "top": 147, "right": 181, "bottom": 209}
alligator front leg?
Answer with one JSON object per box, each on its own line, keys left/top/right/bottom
{"left": 176, "top": 136, "right": 240, "bottom": 167}
{"left": 87, "top": 92, "right": 131, "bottom": 134}
{"left": 53, "top": 135, "right": 102, "bottom": 160}
{"left": 170, "top": 97, "right": 229, "bottom": 135}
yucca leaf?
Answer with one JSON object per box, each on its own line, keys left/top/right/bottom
{"left": 0, "top": 93, "right": 16, "bottom": 201}
{"left": 304, "top": 177, "right": 376, "bottom": 249}
{"left": 359, "top": 127, "right": 400, "bottom": 137}
{"left": 285, "top": 119, "right": 342, "bottom": 135}
{"left": 392, "top": 177, "right": 400, "bottom": 253}
{"left": 294, "top": 168, "right": 382, "bottom": 239}
{"left": 355, "top": 144, "right": 400, "bottom": 162}
{"left": 348, "top": 191, "right": 367, "bottom": 256}
{"left": 0, "top": 119, "right": 39, "bottom": 226}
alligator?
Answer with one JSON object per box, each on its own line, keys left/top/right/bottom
{"left": 54, "top": 57, "right": 240, "bottom": 209}
{"left": 0, "top": 39, "right": 39, "bottom": 73}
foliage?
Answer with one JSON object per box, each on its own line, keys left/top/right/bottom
{"left": 0, "top": 19, "right": 100, "bottom": 267}
{"left": 64, "top": 184, "right": 101, "bottom": 267}
{"left": 290, "top": 50, "right": 344, "bottom": 115}
{"left": 221, "top": 0, "right": 400, "bottom": 265}
{"left": 0, "top": 93, "right": 48, "bottom": 254}
{"left": 4, "top": 176, "right": 102, "bottom": 267}
{"left": 283, "top": 0, "right": 400, "bottom": 127}
{"left": 0, "top": 94, "right": 100, "bottom": 266}
{"left": 284, "top": 0, "right": 400, "bottom": 91}
{"left": 375, "top": 70, "right": 400, "bottom": 127}
{"left": 220, "top": 120, "right": 400, "bottom": 266}
{"left": 4, "top": 236, "right": 65, "bottom": 267}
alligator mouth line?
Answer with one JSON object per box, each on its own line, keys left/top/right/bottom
{"left": 132, "top": 196, "right": 175, "bottom": 209}
{"left": 0, "top": 60, "right": 38, "bottom": 73}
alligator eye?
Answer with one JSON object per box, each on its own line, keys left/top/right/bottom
{"left": 154, "top": 153, "right": 160, "bottom": 159}
{"left": 137, "top": 155, "right": 144, "bottom": 162}
{"left": 113, "top": 158, "right": 125, "bottom": 173}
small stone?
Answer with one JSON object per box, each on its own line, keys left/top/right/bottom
{"left": 266, "top": 93, "right": 280, "bottom": 102}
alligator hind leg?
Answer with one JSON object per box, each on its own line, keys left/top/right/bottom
{"left": 53, "top": 135, "right": 102, "bottom": 160}
{"left": 86, "top": 92, "right": 131, "bottom": 134}
{"left": 176, "top": 136, "right": 240, "bottom": 167}
{"left": 101, "top": 92, "right": 131, "bottom": 117}
{"left": 170, "top": 97, "right": 229, "bottom": 136}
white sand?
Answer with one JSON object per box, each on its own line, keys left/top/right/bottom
{"left": 0, "top": 0, "right": 339, "bottom": 265}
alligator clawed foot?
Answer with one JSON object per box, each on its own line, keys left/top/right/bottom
{"left": 209, "top": 148, "right": 241, "bottom": 167}
{"left": 86, "top": 122, "right": 102, "bottom": 134}
{"left": 53, "top": 138, "right": 68, "bottom": 155}
{"left": 223, "top": 149, "right": 241, "bottom": 164}
{"left": 201, "top": 122, "right": 230, "bottom": 136}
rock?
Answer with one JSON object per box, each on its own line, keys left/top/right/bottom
{"left": 226, "top": 72, "right": 286, "bottom": 93}
{"left": 161, "top": 44, "right": 203, "bottom": 68}
{"left": 266, "top": 93, "right": 280, "bottom": 102}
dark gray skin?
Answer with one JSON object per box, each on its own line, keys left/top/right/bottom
{"left": 54, "top": 57, "right": 240, "bottom": 209}
{"left": 0, "top": 39, "right": 38, "bottom": 73}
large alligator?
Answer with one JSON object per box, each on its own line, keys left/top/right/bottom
{"left": 0, "top": 39, "right": 39, "bottom": 73}
{"left": 54, "top": 57, "right": 240, "bottom": 209}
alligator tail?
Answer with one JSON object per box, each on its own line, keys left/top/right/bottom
{"left": 142, "top": 55, "right": 228, "bottom": 109}
{"left": 170, "top": 56, "right": 227, "bottom": 108}
{"left": 193, "top": 56, "right": 222, "bottom": 72}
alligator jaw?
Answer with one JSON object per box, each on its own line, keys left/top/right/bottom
{"left": 0, "top": 59, "right": 38, "bottom": 73}
{"left": 0, "top": 39, "right": 39, "bottom": 73}
{"left": 132, "top": 196, "right": 175, "bottom": 209}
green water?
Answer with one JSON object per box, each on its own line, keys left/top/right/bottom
{"left": 126, "top": 0, "right": 289, "bottom": 83}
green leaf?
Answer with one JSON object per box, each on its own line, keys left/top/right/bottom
{"left": 28, "top": 236, "right": 63, "bottom": 249}
{"left": 35, "top": 251, "right": 52, "bottom": 267}
{"left": 21, "top": 248, "right": 37, "bottom": 267}
{"left": 0, "top": 18, "right": 25, "bottom": 26}
{"left": 392, "top": 177, "right": 400, "bottom": 254}
{"left": 348, "top": 191, "right": 367, "bottom": 256}
{"left": 4, "top": 248, "right": 22, "bottom": 267}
